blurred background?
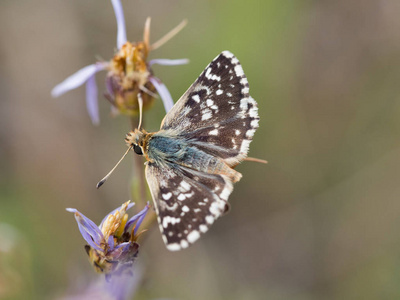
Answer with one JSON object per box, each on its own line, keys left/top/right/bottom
{"left": 1, "top": 0, "right": 400, "bottom": 299}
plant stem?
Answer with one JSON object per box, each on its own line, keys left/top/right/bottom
{"left": 130, "top": 115, "right": 157, "bottom": 238}
{"left": 130, "top": 116, "right": 147, "bottom": 206}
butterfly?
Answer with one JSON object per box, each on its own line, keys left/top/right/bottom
{"left": 100, "top": 51, "right": 260, "bottom": 251}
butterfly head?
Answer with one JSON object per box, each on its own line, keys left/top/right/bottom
{"left": 125, "top": 129, "right": 149, "bottom": 156}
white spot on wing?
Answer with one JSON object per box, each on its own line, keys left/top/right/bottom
{"left": 240, "top": 98, "right": 248, "bottom": 110}
{"left": 234, "top": 65, "right": 244, "bottom": 77}
{"left": 222, "top": 51, "right": 234, "bottom": 59}
{"left": 210, "top": 202, "right": 221, "bottom": 215}
{"left": 162, "top": 192, "right": 172, "bottom": 200}
{"left": 249, "top": 107, "right": 258, "bottom": 118}
{"left": 246, "top": 129, "right": 255, "bottom": 138}
{"left": 201, "top": 111, "right": 212, "bottom": 121}
{"left": 167, "top": 243, "right": 181, "bottom": 251}
{"left": 163, "top": 216, "right": 181, "bottom": 228}
{"left": 240, "top": 78, "right": 248, "bottom": 85}
{"left": 180, "top": 240, "right": 189, "bottom": 249}
{"left": 187, "top": 230, "right": 200, "bottom": 243}
{"left": 209, "top": 129, "right": 218, "bottom": 136}
{"left": 220, "top": 185, "right": 232, "bottom": 200}
{"left": 185, "top": 191, "right": 194, "bottom": 198}
{"left": 162, "top": 234, "right": 168, "bottom": 244}
{"left": 205, "top": 68, "right": 211, "bottom": 79}
{"left": 240, "top": 139, "right": 251, "bottom": 154}
{"left": 192, "top": 95, "right": 200, "bottom": 103}
{"left": 251, "top": 119, "right": 259, "bottom": 128}
{"left": 206, "top": 215, "right": 214, "bottom": 224}
{"left": 199, "top": 225, "right": 208, "bottom": 233}
{"left": 180, "top": 181, "right": 191, "bottom": 191}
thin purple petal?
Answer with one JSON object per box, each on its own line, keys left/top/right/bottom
{"left": 111, "top": 0, "right": 127, "bottom": 49}
{"left": 124, "top": 204, "right": 149, "bottom": 235}
{"left": 114, "top": 241, "right": 130, "bottom": 250}
{"left": 133, "top": 204, "right": 149, "bottom": 235}
{"left": 77, "top": 222, "right": 103, "bottom": 251}
{"left": 100, "top": 202, "right": 136, "bottom": 229}
{"left": 67, "top": 208, "right": 104, "bottom": 251}
{"left": 108, "top": 235, "right": 115, "bottom": 250}
{"left": 74, "top": 213, "right": 103, "bottom": 245}
{"left": 149, "top": 77, "right": 174, "bottom": 112}
{"left": 86, "top": 74, "right": 100, "bottom": 125}
{"left": 51, "top": 63, "right": 106, "bottom": 98}
{"left": 148, "top": 58, "right": 189, "bottom": 67}
{"left": 67, "top": 208, "right": 102, "bottom": 236}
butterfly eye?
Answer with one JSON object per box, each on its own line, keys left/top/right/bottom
{"left": 133, "top": 144, "right": 143, "bottom": 155}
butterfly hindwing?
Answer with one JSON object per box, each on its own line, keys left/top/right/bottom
{"left": 160, "top": 51, "right": 259, "bottom": 166}
{"left": 145, "top": 161, "right": 232, "bottom": 251}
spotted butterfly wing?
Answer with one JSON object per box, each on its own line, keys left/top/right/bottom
{"left": 146, "top": 162, "right": 232, "bottom": 251}
{"left": 161, "top": 51, "right": 259, "bottom": 167}
{"left": 145, "top": 51, "right": 259, "bottom": 251}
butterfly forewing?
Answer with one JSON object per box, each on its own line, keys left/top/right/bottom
{"left": 146, "top": 161, "right": 232, "bottom": 251}
{"left": 160, "top": 51, "right": 259, "bottom": 166}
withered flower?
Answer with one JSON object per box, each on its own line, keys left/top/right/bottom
{"left": 67, "top": 201, "right": 149, "bottom": 276}
{"left": 52, "top": 0, "right": 188, "bottom": 125}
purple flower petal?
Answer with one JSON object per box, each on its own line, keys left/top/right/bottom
{"left": 148, "top": 58, "right": 189, "bottom": 67}
{"left": 124, "top": 203, "right": 149, "bottom": 235}
{"left": 105, "top": 264, "right": 143, "bottom": 300}
{"left": 66, "top": 208, "right": 104, "bottom": 251}
{"left": 111, "top": 0, "right": 127, "bottom": 49}
{"left": 100, "top": 202, "right": 136, "bottom": 229}
{"left": 149, "top": 77, "right": 174, "bottom": 112}
{"left": 77, "top": 222, "right": 103, "bottom": 252}
{"left": 114, "top": 241, "right": 130, "bottom": 250}
{"left": 133, "top": 204, "right": 149, "bottom": 235}
{"left": 86, "top": 74, "right": 100, "bottom": 125}
{"left": 51, "top": 63, "right": 106, "bottom": 98}
{"left": 108, "top": 235, "right": 115, "bottom": 250}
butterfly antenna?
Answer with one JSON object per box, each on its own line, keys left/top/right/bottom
{"left": 244, "top": 157, "right": 268, "bottom": 164}
{"left": 96, "top": 146, "right": 133, "bottom": 189}
{"left": 137, "top": 92, "right": 143, "bottom": 130}
{"left": 149, "top": 19, "right": 187, "bottom": 51}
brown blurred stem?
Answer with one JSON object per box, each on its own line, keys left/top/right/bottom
{"left": 129, "top": 116, "right": 157, "bottom": 236}
{"left": 130, "top": 116, "right": 147, "bottom": 206}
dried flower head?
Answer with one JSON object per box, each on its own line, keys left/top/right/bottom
{"left": 67, "top": 201, "right": 149, "bottom": 276}
{"left": 52, "top": 0, "right": 188, "bottom": 125}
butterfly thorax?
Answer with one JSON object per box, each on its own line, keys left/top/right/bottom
{"left": 127, "top": 129, "right": 241, "bottom": 182}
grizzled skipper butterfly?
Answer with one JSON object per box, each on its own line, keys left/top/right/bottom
{"left": 98, "top": 51, "right": 262, "bottom": 251}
